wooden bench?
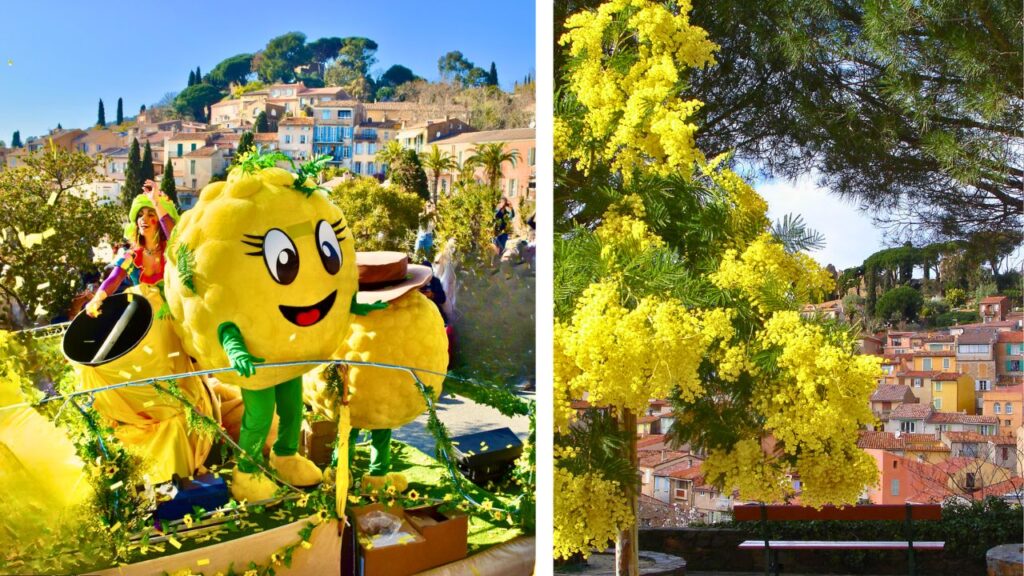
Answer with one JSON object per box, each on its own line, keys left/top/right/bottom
{"left": 733, "top": 503, "right": 944, "bottom": 576}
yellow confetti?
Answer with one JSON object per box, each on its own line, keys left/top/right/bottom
{"left": 197, "top": 559, "right": 210, "bottom": 566}
{"left": 167, "top": 351, "right": 180, "bottom": 358}
{"left": 143, "top": 345, "right": 153, "bottom": 354}
{"left": 14, "top": 276, "right": 23, "bottom": 290}
{"left": 36, "top": 282, "right": 49, "bottom": 290}
{"left": 301, "top": 540, "right": 312, "bottom": 549}
{"left": 133, "top": 365, "right": 142, "bottom": 372}
{"left": 109, "top": 521, "right": 122, "bottom": 532}
{"left": 118, "top": 371, "right": 132, "bottom": 379}
{"left": 289, "top": 333, "right": 296, "bottom": 342}
{"left": 143, "top": 400, "right": 154, "bottom": 408}
{"left": 168, "top": 537, "right": 182, "bottom": 549}
{"left": 41, "top": 228, "right": 55, "bottom": 239}
{"left": 126, "top": 293, "right": 133, "bottom": 302}
{"left": 109, "top": 481, "right": 123, "bottom": 490}
{"left": 46, "top": 192, "right": 58, "bottom": 206}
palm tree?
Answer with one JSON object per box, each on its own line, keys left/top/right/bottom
{"left": 468, "top": 142, "right": 519, "bottom": 191}
{"left": 420, "top": 145, "right": 457, "bottom": 204}
{"left": 376, "top": 141, "right": 405, "bottom": 180}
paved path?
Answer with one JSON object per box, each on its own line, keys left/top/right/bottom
{"left": 391, "top": 388, "right": 534, "bottom": 456}
{"left": 554, "top": 551, "right": 687, "bottom": 575}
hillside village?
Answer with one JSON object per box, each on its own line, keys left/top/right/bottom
{"left": 0, "top": 80, "right": 536, "bottom": 215}
{"left": 588, "top": 295, "right": 1024, "bottom": 528}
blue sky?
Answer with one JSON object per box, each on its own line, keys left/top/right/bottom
{"left": 0, "top": 0, "right": 536, "bottom": 142}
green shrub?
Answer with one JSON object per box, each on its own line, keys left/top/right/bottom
{"left": 877, "top": 286, "right": 923, "bottom": 321}
{"left": 945, "top": 287, "right": 966, "bottom": 308}
{"left": 935, "top": 310, "right": 981, "bottom": 327}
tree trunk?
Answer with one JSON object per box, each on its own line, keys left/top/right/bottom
{"left": 616, "top": 409, "right": 639, "bottom": 576}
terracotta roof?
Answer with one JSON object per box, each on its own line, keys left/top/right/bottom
{"left": 362, "top": 102, "right": 420, "bottom": 111}
{"left": 932, "top": 372, "right": 965, "bottom": 381}
{"left": 927, "top": 412, "right": 999, "bottom": 425}
{"left": 983, "top": 384, "right": 1024, "bottom": 398}
{"left": 184, "top": 146, "right": 221, "bottom": 158}
{"left": 432, "top": 128, "right": 534, "bottom": 145}
{"left": 898, "top": 371, "right": 941, "bottom": 379}
{"left": 301, "top": 87, "right": 350, "bottom": 96}
{"left": 168, "top": 132, "right": 214, "bottom": 142}
{"left": 997, "top": 331, "right": 1024, "bottom": 343}
{"left": 254, "top": 133, "right": 279, "bottom": 142}
{"left": 945, "top": 431, "right": 990, "bottom": 443}
{"left": 891, "top": 403, "right": 933, "bottom": 420}
{"left": 918, "top": 333, "right": 954, "bottom": 342}
{"left": 955, "top": 320, "right": 1019, "bottom": 330}
{"left": 902, "top": 433, "right": 940, "bottom": 444}
{"left": 871, "top": 385, "right": 915, "bottom": 403}
{"left": 912, "top": 350, "right": 956, "bottom": 357}
{"left": 636, "top": 435, "right": 668, "bottom": 450}
{"left": 981, "top": 296, "right": 1009, "bottom": 304}
{"left": 281, "top": 117, "right": 315, "bottom": 126}
{"left": 857, "top": 431, "right": 905, "bottom": 450}
{"left": 958, "top": 330, "right": 998, "bottom": 345}
{"left": 313, "top": 100, "right": 360, "bottom": 107}
{"left": 668, "top": 464, "right": 704, "bottom": 481}
{"left": 639, "top": 452, "right": 689, "bottom": 469}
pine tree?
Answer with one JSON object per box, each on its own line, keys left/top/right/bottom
{"left": 195, "top": 65, "right": 202, "bottom": 83}
{"left": 97, "top": 99, "right": 106, "bottom": 127}
{"left": 188, "top": 70, "right": 196, "bottom": 86}
{"left": 487, "top": 62, "right": 498, "bottom": 86}
{"left": 11, "top": 131, "right": 21, "bottom": 148}
{"left": 255, "top": 111, "right": 269, "bottom": 133}
{"left": 123, "top": 138, "right": 143, "bottom": 208}
{"left": 56, "top": 123, "right": 62, "bottom": 130}
{"left": 140, "top": 104, "right": 146, "bottom": 113}
{"left": 161, "top": 159, "right": 178, "bottom": 207}
{"left": 141, "top": 141, "right": 155, "bottom": 182}
{"left": 116, "top": 97, "right": 124, "bottom": 125}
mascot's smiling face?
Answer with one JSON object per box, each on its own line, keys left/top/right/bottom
{"left": 164, "top": 166, "right": 358, "bottom": 390}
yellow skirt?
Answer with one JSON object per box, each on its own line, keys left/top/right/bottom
{"left": 76, "top": 284, "right": 219, "bottom": 484}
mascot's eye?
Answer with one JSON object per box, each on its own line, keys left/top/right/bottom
{"left": 258, "top": 228, "right": 299, "bottom": 285}
{"left": 316, "top": 220, "right": 341, "bottom": 275}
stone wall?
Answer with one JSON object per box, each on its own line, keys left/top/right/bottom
{"left": 639, "top": 528, "right": 986, "bottom": 575}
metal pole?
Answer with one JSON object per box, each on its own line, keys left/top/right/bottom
{"left": 90, "top": 297, "right": 139, "bottom": 364}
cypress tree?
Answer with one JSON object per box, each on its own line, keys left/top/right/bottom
{"left": 237, "top": 131, "right": 255, "bottom": 158}
{"left": 188, "top": 70, "right": 196, "bottom": 86}
{"left": 141, "top": 141, "right": 155, "bottom": 182}
{"left": 97, "top": 99, "right": 106, "bottom": 127}
{"left": 116, "top": 97, "right": 124, "bottom": 125}
{"left": 140, "top": 104, "right": 146, "bottom": 113}
{"left": 487, "top": 62, "right": 498, "bottom": 86}
{"left": 11, "top": 131, "right": 21, "bottom": 148}
{"left": 255, "top": 111, "right": 269, "bottom": 133}
{"left": 161, "top": 159, "right": 178, "bottom": 207}
{"left": 865, "top": 263, "right": 878, "bottom": 318}
{"left": 196, "top": 65, "right": 202, "bottom": 83}
{"left": 123, "top": 138, "right": 143, "bottom": 207}
{"left": 56, "top": 123, "right": 62, "bottom": 130}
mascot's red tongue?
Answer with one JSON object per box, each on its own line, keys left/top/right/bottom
{"left": 296, "top": 309, "right": 321, "bottom": 326}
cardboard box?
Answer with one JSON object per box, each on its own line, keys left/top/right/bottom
{"left": 351, "top": 503, "right": 468, "bottom": 576}
{"left": 302, "top": 419, "right": 339, "bottom": 468}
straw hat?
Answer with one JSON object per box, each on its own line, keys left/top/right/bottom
{"left": 355, "top": 252, "right": 432, "bottom": 305}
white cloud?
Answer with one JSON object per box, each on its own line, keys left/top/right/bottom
{"left": 754, "top": 174, "right": 885, "bottom": 270}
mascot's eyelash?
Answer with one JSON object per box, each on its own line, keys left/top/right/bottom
{"left": 331, "top": 218, "right": 348, "bottom": 241}
{"left": 242, "top": 233, "right": 264, "bottom": 257}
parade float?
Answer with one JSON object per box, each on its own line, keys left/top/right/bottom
{"left": 0, "top": 151, "right": 535, "bottom": 576}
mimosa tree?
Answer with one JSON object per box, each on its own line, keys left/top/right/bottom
{"left": 554, "top": 0, "right": 881, "bottom": 568}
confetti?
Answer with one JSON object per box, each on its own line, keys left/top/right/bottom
{"left": 143, "top": 345, "right": 153, "bottom": 354}
{"left": 133, "top": 365, "right": 142, "bottom": 372}
{"left": 301, "top": 540, "right": 312, "bottom": 549}
{"left": 126, "top": 293, "right": 133, "bottom": 302}
{"left": 167, "top": 351, "right": 180, "bottom": 358}
{"left": 14, "top": 276, "right": 23, "bottom": 290}
{"left": 36, "top": 282, "right": 49, "bottom": 290}
{"left": 109, "top": 522, "right": 122, "bottom": 532}
{"left": 197, "top": 559, "right": 210, "bottom": 566}
{"left": 143, "top": 400, "right": 154, "bottom": 408}
{"left": 118, "top": 371, "right": 132, "bottom": 379}
{"left": 168, "top": 537, "right": 182, "bottom": 549}
{"left": 289, "top": 333, "right": 296, "bottom": 342}
{"left": 46, "top": 192, "right": 58, "bottom": 206}
{"left": 109, "top": 481, "right": 123, "bottom": 490}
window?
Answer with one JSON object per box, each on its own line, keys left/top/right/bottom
{"left": 892, "top": 338, "right": 903, "bottom": 346}
{"left": 929, "top": 343, "right": 943, "bottom": 351}
{"left": 981, "top": 425, "right": 995, "bottom": 435}
{"left": 892, "top": 460, "right": 898, "bottom": 469}
{"left": 958, "top": 344, "right": 989, "bottom": 354}
{"left": 890, "top": 479, "right": 900, "bottom": 496}
{"left": 441, "top": 179, "right": 447, "bottom": 194}
{"left": 322, "top": 111, "right": 330, "bottom": 120}
{"left": 284, "top": 135, "right": 292, "bottom": 144}
{"left": 900, "top": 420, "right": 916, "bottom": 433}
{"left": 177, "top": 143, "right": 183, "bottom": 157}
{"left": 923, "top": 358, "right": 932, "bottom": 370}
{"left": 933, "top": 398, "right": 942, "bottom": 410}
{"left": 191, "top": 143, "right": 197, "bottom": 152}
{"left": 935, "top": 381, "right": 943, "bottom": 392}
{"left": 1002, "top": 447, "right": 1010, "bottom": 460}
{"left": 355, "top": 143, "right": 363, "bottom": 155}
{"left": 338, "top": 110, "right": 352, "bottom": 120}
{"left": 191, "top": 178, "right": 197, "bottom": 190}
{"left": 353, "top": 161, "right": 361, "bottom": 174}
{"left": 655, "top": 477, "right": 669, "bottom": 493}
{"left": 95, "top": 144, "right": 101, "bottom": 152}
{"left": 965, "top": 473, "right": 976, "bottom": 490}
{"left": 943, "top": 358, "right": 950, "bottom": 369}
{"left": 1008, "top": 360, "right": 1023, "bottom": 372}
{"left": 300, "top": 135, "right": 306, "bottom": 144}
{"left": 913, "top": 378, "right": 923, "bottom": 388}
{"left": 528, "top": 147, "right": 536, "bottom": 166}
{"left": 368, "top": 162, "right": 376, "bottom": 174}
{"left": 1005, "top": 403, "right": 1013, "bottom": 414}
{"left": 189, "top": 160, "right": 195, "bottom": 175}
{"left": 995, "top": 403, "right": 1002, "bottom": 414}
{"left": 369, "top": 143, "right": 377, "bottom": 154}
{"left": 508, "top": 179, "right": 517, "bottom": 197}
{"left": 977, "top": 380, "right": 991, "bottom": 391}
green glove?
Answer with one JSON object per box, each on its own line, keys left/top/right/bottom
{"left": 217, "top": 322, "right": 264, "bottom": 377}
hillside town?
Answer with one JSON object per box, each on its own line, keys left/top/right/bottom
{"left": 591, "top": 294, "right": 1024, "bottom": 528}
{"left": 0, "top": 81, "right": 536, "bottom": 216}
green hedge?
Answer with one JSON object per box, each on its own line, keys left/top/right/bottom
{"left": 933, "top": 310, "right": 981, "bottom": 327}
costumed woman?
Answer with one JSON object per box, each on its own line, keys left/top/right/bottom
{"left": 76, "top": 180, "right": 218, "bottom": 484}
